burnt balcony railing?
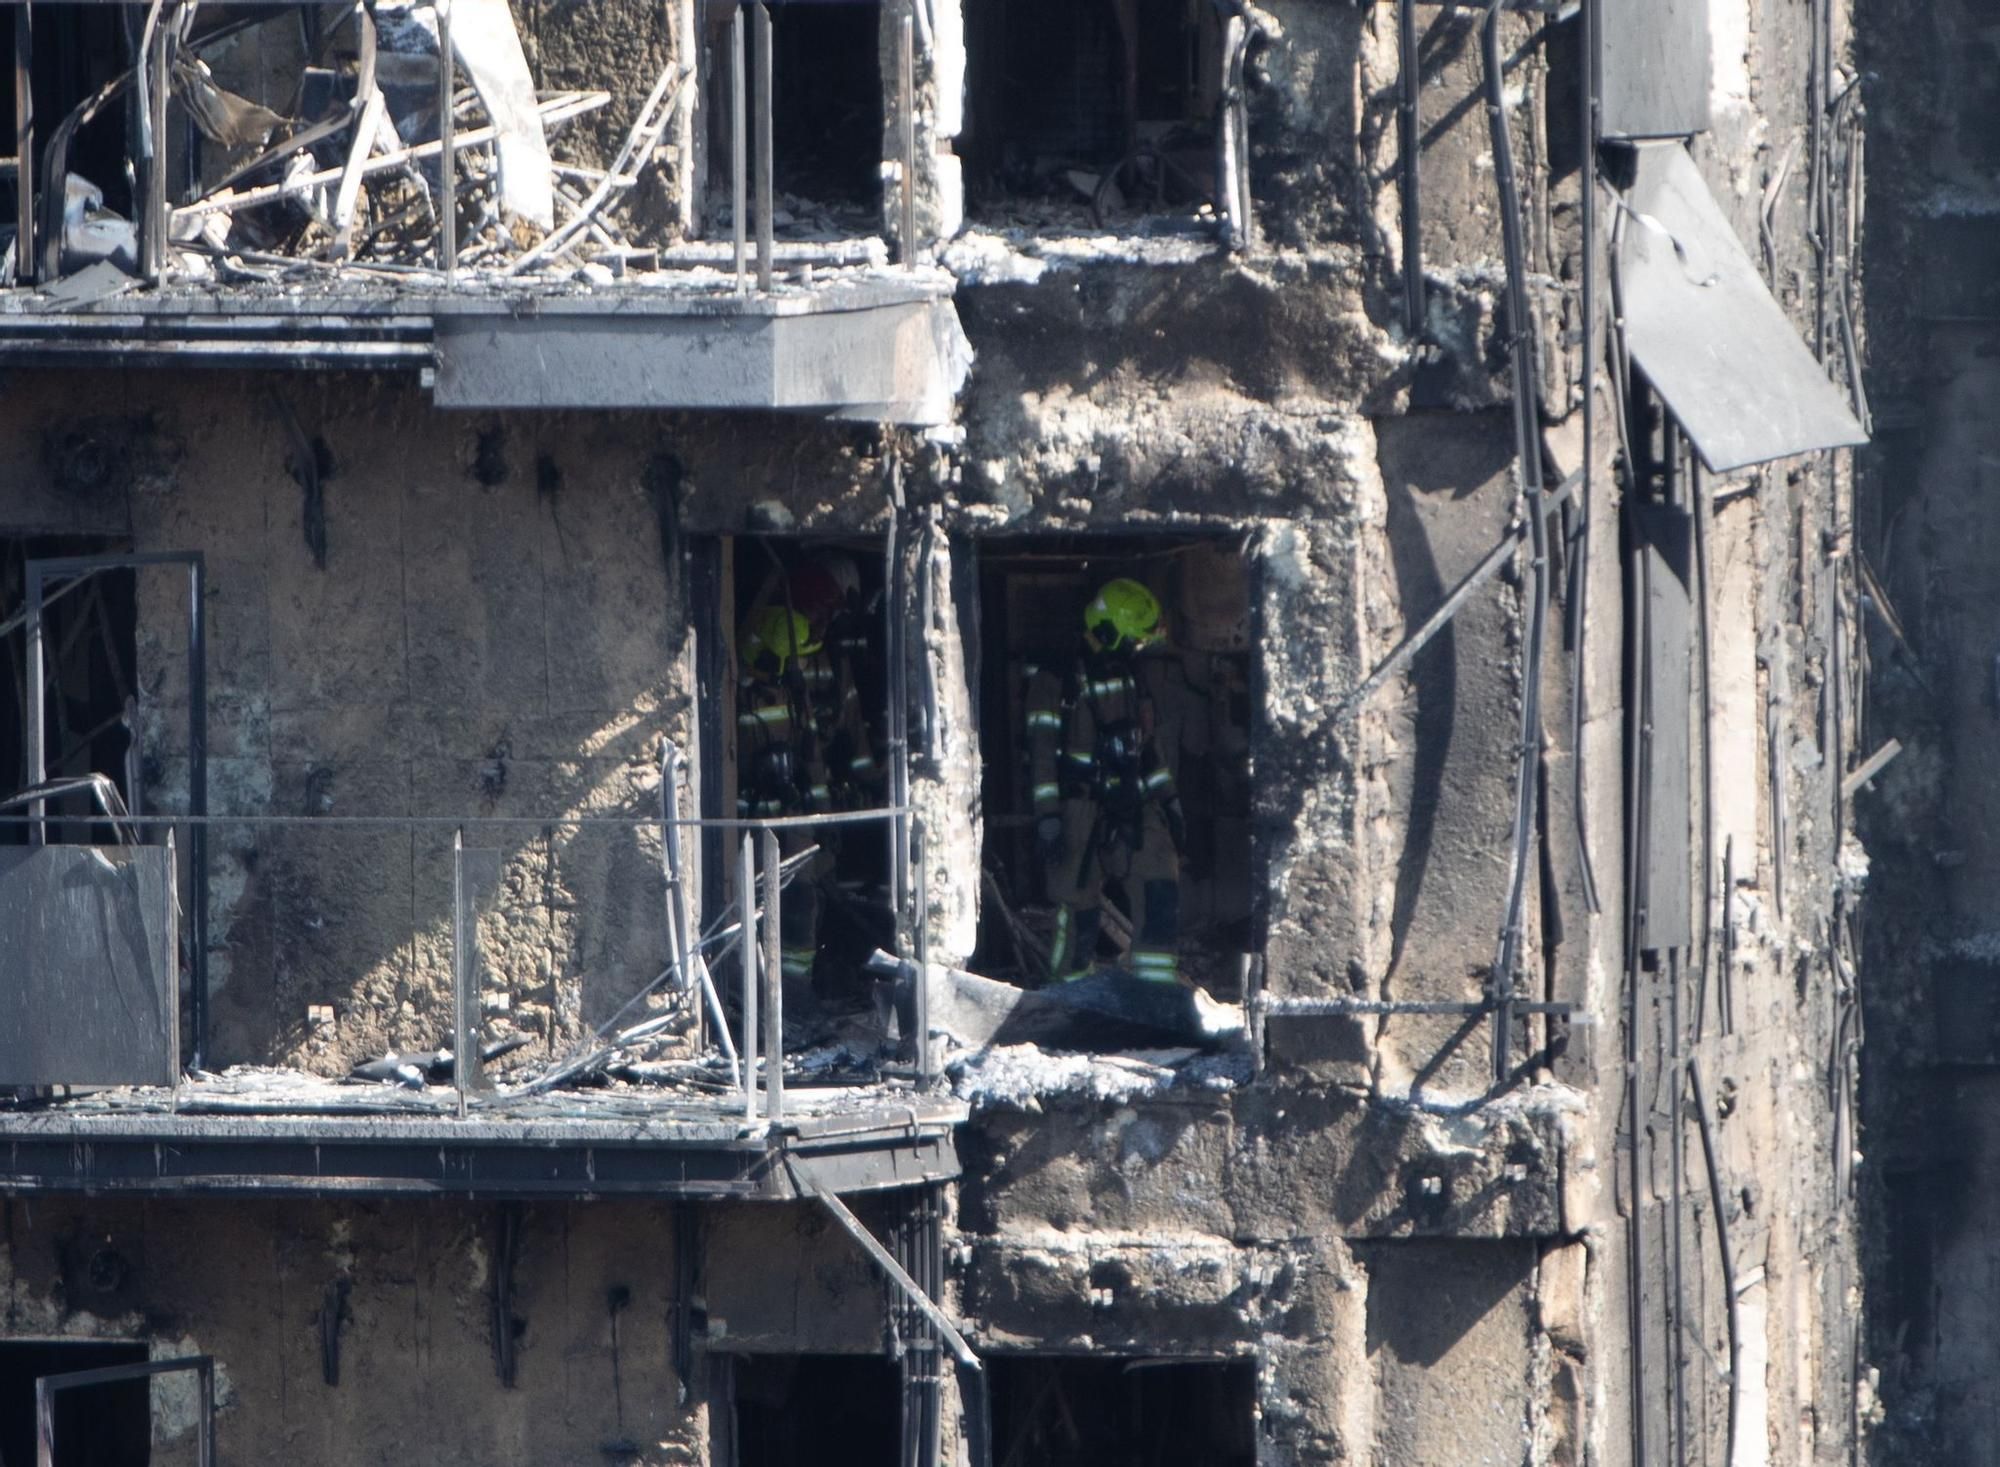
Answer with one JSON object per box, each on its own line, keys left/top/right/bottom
{"left": 0, "top": 748, "right": 930, "bottom": 1126}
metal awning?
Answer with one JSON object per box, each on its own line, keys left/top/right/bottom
{"left": 1618, "top": 143, "right": 1867, "bottom": 473}
{"left": 1599, "top": 0, "right": 1711, "bottom": 140}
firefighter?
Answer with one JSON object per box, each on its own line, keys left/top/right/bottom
{"left": 1024, "top": 577, "right": 1187, "bottom": 984}
{"left": 736, "top": 603, "right": 834, "bottom": 992}
{"left": 785, "top": 554, "right": 882, "bottom": 808}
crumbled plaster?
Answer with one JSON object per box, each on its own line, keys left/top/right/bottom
{"left": 947, "top": 1045, "right": 1252, "bottom": 1112}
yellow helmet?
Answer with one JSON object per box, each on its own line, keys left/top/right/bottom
{"left": 741, "top": 605, "right": 820, "bottom": 675}
{"left": 1084, "top": 578, "right": 1163, "bottom": 652}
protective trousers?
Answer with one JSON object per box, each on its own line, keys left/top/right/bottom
{"left": 777, "top": 826, "right": 830, "bottom": 999}
{"left": 1044, "top": 799, "right": 1181, "bottom": 983}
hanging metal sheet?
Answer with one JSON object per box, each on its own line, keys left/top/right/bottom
{"left": 0, "top": 845, "right": 176, "bottom": 1087}
{"left": 1600, "top": 0, "right": 1711, "bottom": 139}
{"left": 1619, "top": 144, "right": 1868, "bottom": 472}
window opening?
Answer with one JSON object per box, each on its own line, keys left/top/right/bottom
{"left": 963, "top": 0, "right": 1228, "bottom": 232}
{"left": 0, "top": 537, "right": 139, "bottom": 845}
{"left": 0, "top": 1339, "right": 152, "bottom": 1467}
{"left": 714, "top": 534, "right": 894, "bottom": 1027}
{"left": 988, "top": 1356, "right": 1256, "bottom": 1467}
{"left": 733, "top": 1354, "right": 900, "bottom": 1467}
{"left": 974, "top": 535, "right": 1253, "bottom": 999}
{"left": 702, "top": 0, "right": 885, "bottom": 239}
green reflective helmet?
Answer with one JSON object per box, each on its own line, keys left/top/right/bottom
{"left": 741, "top": 605, "right": 820, "bottom": 675}
{"left": 1084, "top": 578, "right": 1163, "bottom": 652}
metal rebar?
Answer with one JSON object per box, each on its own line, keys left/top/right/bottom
{"left": 1694, "top": 452, "right": 1715, "bottom": 1040}
{"left": 454, "top": 827, "right": 470, "bottom": 1120}
{"left": 1624, "top": 530, "right": 1653, "bottom": 1467}
{"left": 760, "top": 826, "right": 783, "bottom": 1122}
{"left": 731, "top": 2, "right": 746, "bottom": 289}
{"left": 188, "top": 557, "right": 209, "bottom": 1068}
{"left": 167, "top": 824, "right": 182, "bottom": 1107}
{"left": 1260, "top": 996, "right": 1577, "bottom": 1017}
{"left": 438, "top": 0, "right": 456, "bottom": 283}
{"left": 1483, "top": 0, "right": 1549, "bottom": 1086}
{"left": 24, "top": 562, "right": 46, "bottom": 843}
{"left": 1570, "top": 0, "right": 1603, "bottom": 915}
{"left": 753, "top": 1, "right": 773, "bottom": 293}
{"left": 13, "top": 5, "right": 30, "bottom": 284}
{"left": 738, "top": 835, "right": 758, "bottom": 1120}
{"left": 1688, "top": 1059, "right": 1741, "bottom": 1467}
{"left": 787, "top": 1159, "right": 983, "bottom": 1371}
{"left": 1397, "top": 0, "right": 1425, "bottom": 336}
{"left": 0, "top": 806, "right": 910, "bottom": 832}
{"left": 912, "top": 817, "right": 930, "bottom": 1080}
{"left": 1334, "top": 471, "right": 1580, "bottom": 725}
{"left": 1666, "top": 949, "right": 1688, "bottom": 1463}
{"left": 147, "top": 10, "right": 171, "bottom": 283}
{"left": 898, "top": 11, "right": 916, "bottom": 267}
{"left": 662, "top": 743, "right": 696, "bottom": 995}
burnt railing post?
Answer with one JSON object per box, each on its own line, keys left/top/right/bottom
{"left": 760, "top": 825, "right": 783, "bottom": 1121}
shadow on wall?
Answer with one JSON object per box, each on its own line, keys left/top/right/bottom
{"left": 209, "top": 705, "right": 681, "bottom": 1077}
{"left": 1358, "top": 1237, "right": 1537, "bottom": 1370}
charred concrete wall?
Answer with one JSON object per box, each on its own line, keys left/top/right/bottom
{"left": 0, "top": 1, "right": 1873, "bottom": 1466}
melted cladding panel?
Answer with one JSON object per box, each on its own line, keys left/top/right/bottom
{"left": 0, "top": 845, "right": 176, "bottom": 1087}
{"left": 1619, "top": 144, "right": 1867, "bottom": 472}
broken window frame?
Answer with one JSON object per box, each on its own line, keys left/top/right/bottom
{"left": 36, "top": 1352, "right": 215, "bottom": 1467}
{"left": 959, "top": 0, "right": 1255, "bottom": 248}
{"left": 20, "top": 549, "right": 208, "bottom": 1066}
{"left": 969, "top": 531, "right": 1260, "bottom": 1002}
{"left": 695, "top": 0, "right": 927, "bottom": 282}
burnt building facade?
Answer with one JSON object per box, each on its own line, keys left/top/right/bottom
{"left": 0, "top": 2, "right": 1874, "bottom": 1465}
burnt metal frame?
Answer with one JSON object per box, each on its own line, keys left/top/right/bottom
{"left": 2, "top": 0, "right": 419, "bottom": 289}
{"left": 23, "top": 551, "right": 207, "bottom": 1069}
{"left": 0, "top": 1118, "right": 961, "bottom": 1197}
{"left": 34, "top": 1353, "right": 215, "bottom": 1467}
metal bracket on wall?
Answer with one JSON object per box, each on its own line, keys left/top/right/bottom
{"left": 1256, "top": 993, "right": 1585, "bottom": 1087}
{"left": 492, "top": 1203, "right": 524, "bottom": 1388}
{"left": 786, "top": 1157, "right": 991, "bottom": 1467}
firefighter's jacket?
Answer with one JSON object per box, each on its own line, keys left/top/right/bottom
{"left": 1024, "top": 650, "right": 1181, "bottom": 839}
{"left": 737, "top": 647, "right": 877, "bottom": 817}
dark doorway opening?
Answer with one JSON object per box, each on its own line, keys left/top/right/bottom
{"left": 734, "top": 1354, "right": 900, "bottom": 1467}
{"left": 699, "top": 535, "right": 894, "bottom": 1026}
{"left": 702, "top": 0, "right": 885, "bottom": 234}
{"left": 0, "top": 1339, "right": 152, "bottom": 1467}
{"left": 962, "top": 0, "right": 1223, "bottom": 226}
{"left": 0, "top": 6, "right": 139, "bottom": 264}
{"left": 974, "top": 534, "right": 1254, "bottom": 996}
{"left": 769, "top": 2, "right": 884, "bottom": 212}
{"left": 989, "top": 1355, "right": 1256, "bottom": 1467}
{"left": 0, "top": 538, "right": 140, "bottom": 842}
